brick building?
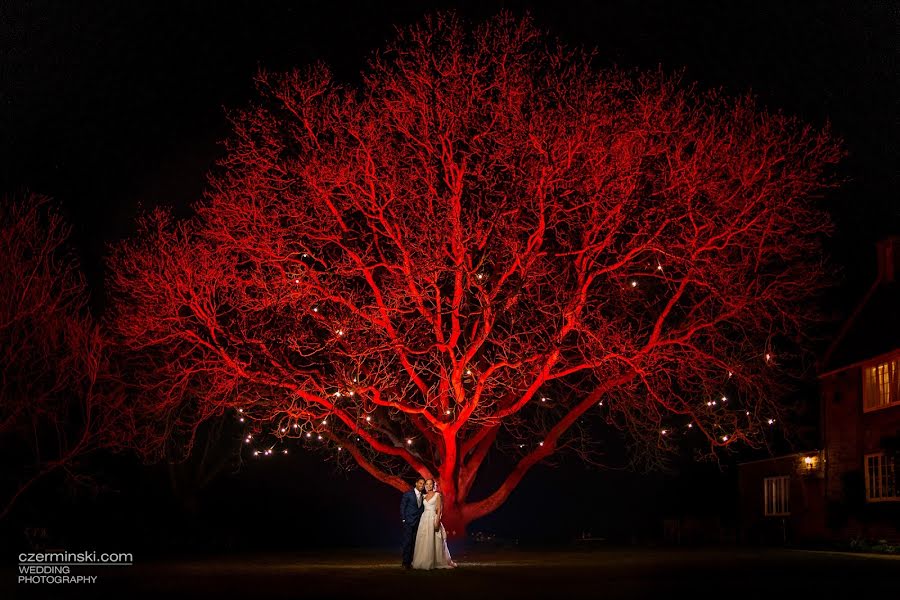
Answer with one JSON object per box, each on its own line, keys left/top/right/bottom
{"left": 738, "top": 451, "right": 827, "bottom": 544}
{"left": 817, "top": 237, "right": 900, "bottom": 541}
{"left": 739, "top": 238, "right": 900, "bottom": 544}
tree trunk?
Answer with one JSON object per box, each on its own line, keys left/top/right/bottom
{"left": 439, "top": 485, "right": 471, "bottom": 539}
{"left": 441, "top": 508, "right": 469, "bottom": 540}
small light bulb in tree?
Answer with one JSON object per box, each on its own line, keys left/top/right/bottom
{"left": 406, "top": 439, "right": 412, "bottom": 445}
{"left": 722, "top": 436, "right": 728, "bottom": 442}
{"left": 239, "top": 417, "right": 245, "bottom": 422}
{"left": 322, "top": 419, "right": 327, "bottom": 425}
{"left": 281, "top": 428, "right": 286, "bottom": 433}
{"left": 630, "top": 280, "right": 638, "bottom": 288}
{"left": 365, "top": 416, "right": 372, "bottom": 422}
{"left": 768, "top": 419, "right": 775, "bottom": 425}
{"left": 445, "top": 410, "right": 451, "bottom": 415}
{"left": 283, "top": 449, "right": 288, "bottom": 454}
{"left": 539, "top": 441, "right": 544, "bottom": 447}
{"left": 465, "top": 369, "right": 472, "bottom": 376}
{"left": 336, "top": 329, "right": 345, "bottom": 337}
{"left": 661, "top": 429, "right": 667, "bottom": 435}
{"left": 306, "top": 432, "right": 312, "bottom": 438}
{"left": 688, "top": 423, "right": 693, "bottom": 428}
{"left": 317, "top": 435, "right": 323, "bottom": 440}
{"left": 254, "top": 451, "right": 260, "bottom": 456}
{"left": 721, "top": 396, "right": 727, "bottom": 402}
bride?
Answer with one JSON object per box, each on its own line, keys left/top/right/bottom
{"left": 411, "top": 479, "right": 458, "bottom": 569}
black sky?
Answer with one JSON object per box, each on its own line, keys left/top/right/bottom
{"left": 0, "top": 0, "right": 897, "bottom": 547}
{"left": 2, "top": 1, "right": 897, "bottom": 295}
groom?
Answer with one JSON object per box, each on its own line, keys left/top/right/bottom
{"left": 400, "top": 477, "right": 425, "bottom": 569}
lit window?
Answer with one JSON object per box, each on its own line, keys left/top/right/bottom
{"left": 763, "top": 476, "right": 790, "bottom": 516}
{"left": 863, "top": 359, "right": 899, "bottom": 412}
{"left": 864, "top": 453, "right": 899, "bottom": 502}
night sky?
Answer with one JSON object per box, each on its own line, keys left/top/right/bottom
{"left": 1, "top": 1, "right": 897, "bottom": 552}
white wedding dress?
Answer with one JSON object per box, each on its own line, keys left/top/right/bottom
{"left": 411, "top": 493, "right": 455, "bottom": 570}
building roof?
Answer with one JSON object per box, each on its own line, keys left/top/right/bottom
{"left": 737, "top": 450, "right": 821, "bottom": 467}
{"left": 821, "top": 280, "right": 900, "bottom": 374}
{"left": 820, "top": 238, "right": 900, "bottom": 375}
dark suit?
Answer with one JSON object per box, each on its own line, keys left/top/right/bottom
{"left": 400, "top": 489, "right": 424, "bottom": 567}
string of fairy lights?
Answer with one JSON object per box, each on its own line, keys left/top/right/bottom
{"left": 236, "top": 362, "right": 781, "bottom": 459}
{"left": 237, "top": 265, "right": 782, "bottom": 459}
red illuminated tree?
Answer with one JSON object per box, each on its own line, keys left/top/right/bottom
{"left": 106, "top": 15, "right": 841, "bottom": 536}
{"left": 0, "top": 193, "right": 125, "bottom": 519}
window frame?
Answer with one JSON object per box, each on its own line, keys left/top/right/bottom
{"left": 862, "top": 357, "right": 900, "bottom": 413}
{"left": 763, "top": 475, "right": 791, "bottom": 516}
{"left": 864, "top": 453, "right": 900, "bottom": 503}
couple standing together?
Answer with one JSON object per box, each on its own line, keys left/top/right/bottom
{"left": 400, "top": 478, "right": 457, "bottom": 570}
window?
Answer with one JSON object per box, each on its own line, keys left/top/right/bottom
{"left": 865, "top": 453, "right": 900, "bottom": 502}
{"left": 764, "top": 476, "right": 790, "bottom": 516}
{"left": 863, "top": 359, "right": 899, "bottom": 411}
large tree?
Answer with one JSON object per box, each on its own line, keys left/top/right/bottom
{"left": 107, "top": 15, "right": 840, "bottom": 536}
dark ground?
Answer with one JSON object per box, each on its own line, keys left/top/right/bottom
{"left": 5, "top": 546, "right": 899, "bottom": 600}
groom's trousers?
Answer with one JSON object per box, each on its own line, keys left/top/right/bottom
{"left": 401, "top": 519, "right": 419, "bottom": 566}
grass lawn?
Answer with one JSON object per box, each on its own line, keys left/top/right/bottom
{"left": 6, "top": 546, "right": 899, "bottom": 599}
